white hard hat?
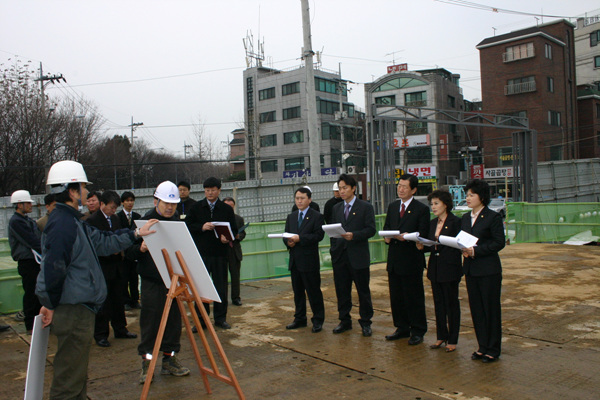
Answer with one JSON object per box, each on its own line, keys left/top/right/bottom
{"left": 11, "top": 190, "right": 35, "bottom": 204}
{"left": 154, "top": 181, "right": 180, "bottom": 203}
{"left": 332, "top": 182, "right": 339, "bottom": 191}
{"left": 47, "top": 160, "right": 91, "bottom": 193}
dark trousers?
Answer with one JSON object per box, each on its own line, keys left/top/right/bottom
{"left": 466, "top": 273, "right": 502, "bottom": 358}
{"left": 430, "top": 280, "right": 461, "bottom": 345}
{"left": 290, "top": 265, "right": 325, "bottom": 325}
{"left": 138, "top": 278, "right": 182, "bottom": 356}
{"left": 17, "top": 259, "right": 41, "bottom": 331}
{"left": 227, "top": 249, "right": 241, "bottom": 301}
{"left": 50, "top": 304, "right": 95, "bottom": 400}
{"left": 120, "top": 259, "right": 139, "bottom": 306}
{"left": 388, "top": 271, "right": 427, "bottom": 337}
{"left": 202, "top": 255, "right": 229, "bottom": 323}
{"left": 332, "top": 252, "right": 373, "bottom": 327}
{"left": 94, "top": 274, "right": 127, "bottom": 341}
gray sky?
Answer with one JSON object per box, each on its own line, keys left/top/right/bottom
{"left": 1, "top": 0, "right": 598, "bottom": 156}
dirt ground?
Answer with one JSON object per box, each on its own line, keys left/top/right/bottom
{"left": 1, "top": 243, "right": 599, "bottom": 399}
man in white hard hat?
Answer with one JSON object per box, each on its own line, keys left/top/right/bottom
{"left": 35, "top": 160, "right": 158, "bottom": 400}
{"left": 8, "top": 189, "right": 42, "bottom": 333}
{"left": 127, "top": 181, "right": 191, "bottom": 384}
{"left": 323, "top": 182, "right": 343, "bottom": 224}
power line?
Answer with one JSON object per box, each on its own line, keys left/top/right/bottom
{"left": 434, "top": 0, "right": 575, "bottom": 19}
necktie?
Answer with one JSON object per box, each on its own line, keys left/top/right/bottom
{"left": 400, "top": 203, "right": 406, "bottom": 218}
{"left": 344, "top": 204, "right": 351, "bottom": 220}
{"left": 209, "top": 202, "right": 215, "bottom": 217}
{"left": 127, "top": 213, "right": 132, "bottom": 226}
{"left": 107, "top": 216, "right": 112, "bottom": 229}
{"left": 298, "top": 211, "right": 303, "bottom": 228}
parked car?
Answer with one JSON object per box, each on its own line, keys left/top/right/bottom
{"left": 489, "top": 198, "right": 507, "bottom": 219}
{"left": 454, "top": 200, "right": 470, "bottom": 212}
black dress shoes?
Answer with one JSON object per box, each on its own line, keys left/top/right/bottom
{"left": 361, "top": 326, "right": 372, "bottom": 337}
{"left": 115, "top": 331, "right": 137, "bottom": 339}
{"left": 408, "top": 335, "right": 424, "bottom": 345}
{"left": 471, "top": 351, "right": 484, "bottom": 360}
{"left": 332, "top": 323, "right": 352, "bottom": 334}
{"left": 482, "top": 355, "right": 499, "bottom": 363}
{"left": 385, "top": 329, "right": 410, "bottom": 341}
{"left": 311, "top": 323, "right": 323, "bottom": 333}
{"left": 286, "top": 321, "right": 307, "bottom": 330}
{"left": 96, "top": 338, "right": 111, "bottom": 347}
{"left": 215, "top": 321, "right": 231, "bottom": 329}
{"left": 232, "top": 298, "right": 242, "bottom": 306}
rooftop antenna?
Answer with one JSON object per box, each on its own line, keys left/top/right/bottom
{"left": 385, "top": 50, "right": 404, "bottom": 64}
{"left": 243, "top": 30, "right": 265, "bottom": 68}
{"left": 492, "top": 27, "right": 497, "bottom": 36}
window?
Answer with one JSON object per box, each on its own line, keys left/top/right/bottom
{"left": 547, "top": 77, "right": 554, "bottom": 93}
{"left": 317, "top": 98, "right": 339, "bottom": 115}
{"left": 284, "top": 130, "right": 304, "bottom": 144}
{"left": 282, "top": 106, "right": 301, "bottom": 120}
{"left": 322, "top": 123, "right": 340, "bottom": 140}
{"left": 284, "top": 157, "right": 304, "bottom": 170}
{"left": 375, "top": 95, "right": 396, "bottom": 105}
{"left": 259, "top": 111, "right": 276, "bottom": 123}
{"left": 258, "top": 87, "right": 275, "bottom": 100}
{"left": 591, "top": 30, "right": 600, "bottom": 47}
{"left": 404, "top": 91, "right": 427, "bottom": 106}
{"left": 503, "top": 42, "right": 534, "bottom": 62}
{"left": 549, "top": 145, "right": 563, "bottom": 161}
{"left": 406, "top": 121, "right": 427, "bottom": 134}
{"left": 260, "top": 134, "right": 277, "bottom": 147}
{"left": 405, "top": 147, "right": 432, "bottom": 164}
{"left": 595, "top": 56, "right": 600, "bottom": 68}
{"left": 315, "top": 77, "right": 341, "bottom": 94}
{"left": 246, "top": 77, "right": 254, "bottom": 109}
{"left": 372, "top": 77, "right": 428, "bottom": 92}
{"left": 498, "top": 147, "right": 513, "bottom": 167}
{"left": 282, "top": 82, "right": 300, "bottom": 96}
{"left": 505, "top": 76, "right": 536, "bottom": 95}
{"left": 447, "top": 95, "right": 456, "bottom": 108}
{"left": 261, "top": 160, "right": 278, "bottom": 172}
{"left": 495, "top": 110, "right": 528, "bottom": 127}
{"left": 545, "top": 43, "right": 552, "bottom": 59}
{"left": 548, "top": 110, "right": 561, "bottom": 126}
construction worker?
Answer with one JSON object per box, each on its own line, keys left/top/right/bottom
{"left": 35, "top": 160, "right": 158, "bottom": 400}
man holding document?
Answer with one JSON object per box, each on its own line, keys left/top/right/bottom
{"left": 382, "top": 174, "right": 430, "bottom": 345}
{"left": 328, "top": 174, "right": 376, "bottom": 337}
{"left": 186, "top": 177, "right": 237, "bottom": 329}
{"left": 283, "top": 187, "right": 325, "bottom": 332}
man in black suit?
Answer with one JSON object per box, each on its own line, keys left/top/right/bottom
{"left": 117, "top": 191, "right": 142, "bottom": 310}
{"left": 329, "top": 174, "right": 376, "bottom": 337}
{"left": 223, "top": 197, "right": 246, "bottom": 306}
{"left": 177, "top": 181, "right": 196, "bottom": 220}
{"left": 284, "top": 187, "right": 325, "bottom": 333}
{"left": 186, "top": 177, "right": 238, "bottom": 329}
{"left": 86, "top": 190, "right": 137, "bottom": 347}
{"left": 383, "top": 174, "right": 430, "bottom": 345}
{"left": 323, "top": 182, "right": 343, "bottom": 224}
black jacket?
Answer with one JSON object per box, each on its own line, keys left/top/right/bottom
{"left": 323, "top": 196, "right": 343, "bottom": 224}
{"left": 383, "top": 198, "right": 430, "bottom": 276}
{"left": 86, "top": 210, "right": 126, "bottom": 280}
{"left": 117, "top": 209, "right": 141, "bottom": 230}
{"left": 127, "top": 208, "right": 178, "bottom": 284}
{"left": 284, "top": 208, "right": 325, "bottom": 272}
{"left": 423, "top": 212, "right": 463, "bottom": 283}
{"left": 461, "top": 207, "right": 505, "bottom": 277}
{"left": 185, "top": 198, "right": 238, "bottom": 258}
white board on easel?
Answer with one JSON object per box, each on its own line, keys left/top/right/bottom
{"left": 135, "top": 220, "right": 220, "bottom": 302}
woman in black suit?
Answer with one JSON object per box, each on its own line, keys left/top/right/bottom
{"left": 417, "top": 190, "right": 462, "bottom": 352}
{"left": 461, "top": 180, "right": 505, "bottom": 363}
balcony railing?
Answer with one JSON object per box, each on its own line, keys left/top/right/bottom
{"left": 504, "top": 81, "right": 536, "bottom": 95}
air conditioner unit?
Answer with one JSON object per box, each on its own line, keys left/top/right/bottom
{"left": 347, "top": 166, "right": 357, "bottom": 174}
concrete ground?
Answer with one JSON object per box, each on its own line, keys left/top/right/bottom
{"left": 1, "top": 243, "right": 599, "bottom": 400}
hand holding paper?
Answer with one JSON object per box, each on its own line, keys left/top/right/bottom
{"left": 323, "top": 223, "right": 347, "bottom": 238}
{"left": 438, "top": 230, "right": 479, "bottom": 250}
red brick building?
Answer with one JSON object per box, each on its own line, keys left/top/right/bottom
{"left": 577, "top": 85, "right": 600, "bottom": 159}
{"left": 477, "top": 20, "right": 579, "bottom": 168}
{"left": 228, "top": 128, "right": 246, "bottom": 177}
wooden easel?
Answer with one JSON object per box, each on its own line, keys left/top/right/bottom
{"left": 140, "top": 249, "right": 245, "bottom": 400}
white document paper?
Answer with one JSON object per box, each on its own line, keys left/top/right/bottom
{"left": 402, "top": 232, "right": 439, "bottom": 246}
{"left": 135, "top": 220, "right": 220, "bottom": 302}
{"left": 322, "top": 223, "right": 347, "bottom": 238}
{"left": 439, "top": 230, "right": 479, "bottom": 250}
{"left": 24, "top": 315, "right": 50, "bottom": 400}
{"left": 267, "top": 233, "right": 295, "bottom": 238}
{"left": 378, "top": 230, "right": 400, "bottom": 237}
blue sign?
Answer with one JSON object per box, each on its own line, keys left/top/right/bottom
{"left": 283, "top": 169, "right": 311, "bottom": 179}
{"left": 320, "top": 167, "right": 338, "bottom": 176}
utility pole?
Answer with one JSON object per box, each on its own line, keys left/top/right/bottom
{"left": 34, "top": 62, "right": 65, "bottom": 112}
{"left": 129, "top": 117, "right": 143, "bottom": 189}
{"left": 183, "top": 141, "right": 193, "bottom": 160}
{"left": 337, "top": 62, "right": 346, "bottom": 173}
{"left": 301, "top": 0, "right": 321, "bottom": 177}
